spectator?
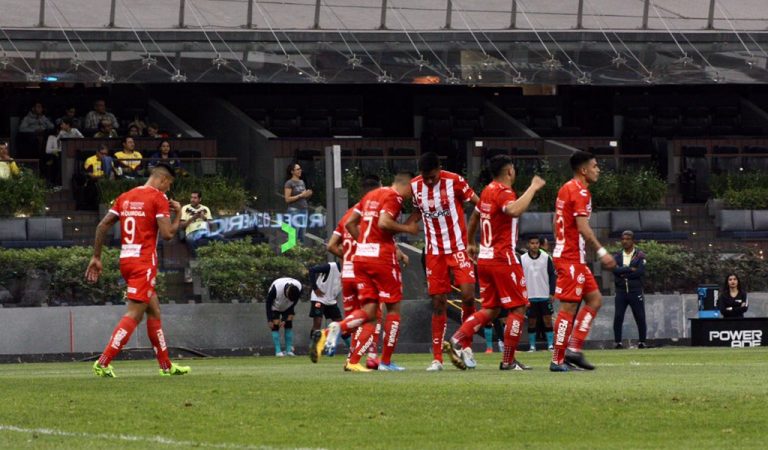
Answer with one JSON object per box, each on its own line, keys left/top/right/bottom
{"left": 720, "top": 273, "right": 748, "bottom": 318}
{"left": 127, "top": 125, "right": 141, "bottom": 138}
{"left": 148, "top": 140, "right": 182, "bottom": 174}
{"left": 127, "top": 115, "right": 147, "bottom": 136}
{"left": 308, "top": 261, "right": 346, "bottom": 354}
{"left": 84, "top": 99, "right": 119, "bottom": 132}
{"left": 84, "top": 144, "right": 114, "bottom": 181}
{"left": 521, "top": 235, "right": 557, "bottom": 352}
{"left": 94, "top": 119, "right": 119, "bottom": 139}
{"left": 284, "top": 162, "right": 312, "bottom": 243}
{"left": 56, "top": 106, "right": 83, "bottom": 130}
{"left": 266, "top": 277, "right": 302, "bottom": 357}
{"left": 0, "top": 142, "right": 21, "bottom": 179}
{"left": 114, "top": 137, "right": 143, "bottom": 178}
{"left": 19, "top": 102, "right": 55, "bottom": 134}
{"left": 45, "top": 118, "right": 83, "bottom": 187}
{"left": 146, "top": 123, "right": 167, "bottom": 139}
{"left": 612, "top": 230, "right": 648, "bottom": 349}
{"left": 180, "top": 191, "right": 223, "bottom": 256}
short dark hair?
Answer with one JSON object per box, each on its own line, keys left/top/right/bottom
{"left": 122, "top": 136, "right": 133, "bottom": 146}
{"left": 394, "top": 171, "right": 414, "bottom": 185}
{"left": 152, "top": 162, "right": 175, "bottom": 178}
{"left": 570, "top": 150, "right": 595, "bottom": 171}
{"left": 489, "top": 154, "right": 513, "bottom": 178}
{"left": 60, "top": 117, "right": 72, "bottom": 126}
{"left": 97, "top": 143, "right": 109, "bottom": 152}
{"left": 191, "top": 190, "right": 202, "bottom": 199}
{"left": 418, "top": 152, "right": 441, "bottom": 173}
{"left": 148, "top": 122, "right": 159, "bottom": 130}
{"left": 361, "top": 174, "right": 381, "bottom": 193}
{"left": 286, "top": 284, "right": 301, "bottom": 302}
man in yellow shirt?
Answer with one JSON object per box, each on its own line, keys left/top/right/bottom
{"left": 180, "top": 191, "right": 220, "bottom": 256}
{"left": 114, "top": 137, "right": 143, "bottom": 178}
{"left": 83, "top": 144, "right": 114, "bottom": 180}
{"left": 0, "top": 142, "right": 21, "bottom": 179}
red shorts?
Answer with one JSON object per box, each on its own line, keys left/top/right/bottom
{"left": 478, "top": 263, "right": 528, "bottom": 310}
{"left": 120, "top": 263, "right": 157, "bottom": 303}
{"left": 341, "top": 278, "right": 359, "bottom": 313}
{"left": 355, "top": 261, "right": 402, "bottom": 304}
{"left": 425, "top": 250, "right": 476, "bottom": 295}
{"left": 553, "top": 260, "right": 599, "bottom": 302}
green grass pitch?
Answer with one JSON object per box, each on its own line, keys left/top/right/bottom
{"left": 0, "top": 347, "right": 766, "bottom": 449}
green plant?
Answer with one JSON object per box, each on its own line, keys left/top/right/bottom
{"left": 723, "top": 187, "right": 768, "bottom": 209}
{"left": 194, "top": 239, "right": 326, "bottom": 302}
{"left": 0, "top": 246, "right": 164, "bottom": 305}
{"left": 98, "top": 175, "right": 249, "bottom": 215}
{"left": 710, "top": 171, "right": 768, "bottom": 207}
{"left": 0, "top": 172, "right": 47, "bottom": 217}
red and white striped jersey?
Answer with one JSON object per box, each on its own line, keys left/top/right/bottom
{"left": 475, "top": 181, "right": 520, "bottom": 266}
{"left": 411, "top": 170, "right": 475, "bottom": 255}
{"left": 552, "top": 178, "right": 592, "bottom": 264}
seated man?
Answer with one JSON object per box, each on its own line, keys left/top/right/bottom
{"left": 114, "top": 137, "right": 143, "bottom": 178}
{"left": 0, "top": 142, "right": 21, "bottom": 179}
{"left": 84, "top": 99, "right": 119, "bottom": 133}
{"left": 84, "top": 144, "right": 114, "bottom": 181}
{"left": 56, "top": 105, "right": 82, "bottom": 130}
{"left": 94, "top": 119, "right": 119, "bottom": 139}
{"left": 180, "top": 191, "right": 223, "bottom": 255}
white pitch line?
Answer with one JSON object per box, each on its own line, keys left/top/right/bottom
{"left": 0, "top": 425, "right": 325, "bottom": 450}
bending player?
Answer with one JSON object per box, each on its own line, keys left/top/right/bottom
{"left": 87, "top": 163, "right": 190, "bottom": 377}
{"left": 326, "top": 175, "right": 382, "bottom": 367}
{"left": 410, "top": 152, "right": 479, "bottom": 372}
{"left": 550, "top": 150, "right": 617, "bottom": 372}
{"left": 311, "top": 172, "right": 418, "bottom": 372}
{"left": 446, "top": 155, "right": 545, "bottom": 370}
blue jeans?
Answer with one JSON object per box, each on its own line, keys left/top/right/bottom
{"left": 286, "top": 207, "right": 308, "bottom": 243}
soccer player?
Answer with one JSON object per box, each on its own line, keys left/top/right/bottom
{"left": 326, "top": 175, "right": 382, "bottom": 367}
{"left": 550, "top": 150, "right": 617, "bottom": 372}
{"left": 410, "top": 152, "right": 479, "bottom": 372}
{"left": 86, "top": 163, "right": 190, "bottom": 377}
{"left": 266, "top": 277, "right": 302, "bottom": 356}
{"left": 446, "top": 155, "right": 546, "bottom": 371}
{"left": 521, "top": 235, "right": 556, "bottom": 351}
{"left": 311, "top": 172, "right": 418, "bottom": 372}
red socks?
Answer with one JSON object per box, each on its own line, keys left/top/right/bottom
{"left": 461, "top": 302, "right": 476, "bottom": 323}
{"left": 551, "top": 310, "right": 574, "bottom": 365}
{"left": 349, "top": 322, "right": 375, "bottom": 365}
{"left": 431, "top": 314, "right": 447, "bottom": 362}
{"left": 380, "top": 313, "right": 401, "bottom": 365}
{"left": 452, "top": 309, "right": 491, "bottom": 348}
{"left": 147, "top": 317, "right": 172, "bottom": 371}
{"left": 568, "top": 305, "right": 597, "bottom": 353}
{"left": 502, "top": 313, "right": 525, "bottom": 365}
{"left": 98, "top": 316, "right": 138, "bottom": 367}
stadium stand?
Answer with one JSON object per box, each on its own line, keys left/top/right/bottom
{"left": 0, "top": 217, "right": 73, "bottom": 248}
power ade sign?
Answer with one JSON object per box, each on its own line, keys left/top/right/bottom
{"left": 690, "top": 318, "right": 768, "bottom": 347}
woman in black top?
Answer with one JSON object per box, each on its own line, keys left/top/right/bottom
{"left": 720, "top": 273, "right": 748, "bottom": 318}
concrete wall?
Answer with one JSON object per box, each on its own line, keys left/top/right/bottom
{"left": 2, "top": 294, "right": 766, "bottom": 355}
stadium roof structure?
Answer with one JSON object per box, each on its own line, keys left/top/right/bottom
{"left": 1, "top": 0, "right": 768, "bottom": 85}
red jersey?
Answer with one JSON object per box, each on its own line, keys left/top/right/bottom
{"left": 475, "top": 181, "right": 520, "bottom": 266}
{"left": 552, "top": 178, "right": 592, "bottom": 263}
{"left": 411, "top": 170, "right": 475, "bottom": 255}
{"left": 333, "top": 202, "right": 361, "bottom": 279}
{"left": 352, "top": 187, "right": 403, "bottom": 266}
{"left": 109, "top": 185, "right": 171, "bottom": 267}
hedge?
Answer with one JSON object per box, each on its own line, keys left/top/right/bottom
{"left": 193, "top": 240, "right": 327, "bottom": 302}
{"left": 98, "top": 175, "right": 249, "bottom": 215}
{"left": 0, "top": 246, "right": 164, "bottom": 306}
{"left": 606, "top": 240, "right": 768, "bottom": 293}
{"left": 0, "top": 172, "right": 47, "bottom": 217}
{"left": 709, "top": 172, "right": 768, "bottom": 208}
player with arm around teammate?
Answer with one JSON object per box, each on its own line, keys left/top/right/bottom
{"left": 445, "top": 155, "right": 546, "bottom": 371}
{"left": 549, "top": 150, "right": 617, "bottom": 372}
{"left": 311, "top": 172, "right": 419, "bottom": 372}
{"left": 87, "top": 163, "right": 190, "bottom": 377}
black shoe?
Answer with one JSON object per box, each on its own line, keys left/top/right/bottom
{"left": 638, "top": 342, "right": 647, "bottom": 349}
{"left": 564, "top": 349, "right": 595, "bottom": 371}
{"left": 549, "top": 362, "right": 570, "bottom": 372}
{"left": 614, "top": 342, "right": 624, "bottom": 349}
{"left": 564, "top": 361, "right": 586, "bottom": 371}
{"left": 500, "top": 360, "right": 532, "bottom": 371}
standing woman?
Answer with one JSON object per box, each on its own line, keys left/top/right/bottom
{"left": 284, "top": 162, "right": 313, "bottom": 243}
{"left": 720, "top": 273, "right": 748, "bottom": 318}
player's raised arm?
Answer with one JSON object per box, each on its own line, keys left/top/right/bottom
{"left": 157, "top": 199, "right": 182, "bottom": 240}
{"left": 504, "top": 175, "right": 546, "bottom": 217}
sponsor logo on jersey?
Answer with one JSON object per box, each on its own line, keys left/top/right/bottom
{"left": 127, "top": 287, "right": 137, "bottom": 294}
{"left": 111, "top": 328, "right": 128, "bottom": 349}
{"left": 500, "top": 296, "right": 511, "bottom": 304}
{"left": 423, "top": 209, "right": 452, "bottom": 219}
{"left": 380, "top": 291, "right": 391, "bottom": 298}
{"left": 577, "top": 273, "right": 586, "bottom": 284}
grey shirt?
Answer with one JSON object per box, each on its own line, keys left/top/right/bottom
{"left": 285, "top": 178, "right": 308, "bottom": 209}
